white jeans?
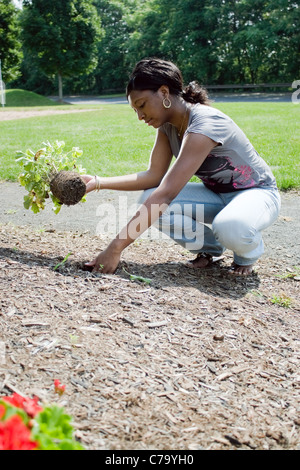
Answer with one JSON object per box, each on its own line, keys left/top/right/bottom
{"left": 139, "top": 183, "right": 281, "bottom": 266}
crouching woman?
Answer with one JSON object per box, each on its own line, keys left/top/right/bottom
{"left": 83, "top": 58, "right": 281, "bottom": 276}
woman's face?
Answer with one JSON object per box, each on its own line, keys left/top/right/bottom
{"left": 128, "top": 87, "right": 170, "bottom": 129}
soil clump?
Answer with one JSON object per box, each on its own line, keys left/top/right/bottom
{"left": 50, "top": 171, "right": 86, "bottom": 206}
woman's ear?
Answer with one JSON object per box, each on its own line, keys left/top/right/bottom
{"left": 158, "top": 85, "right": 170, "bottom": 99}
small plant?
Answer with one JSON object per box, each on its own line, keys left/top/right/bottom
{"left": 69, "top": 334, "right": 80, "bottom": 346}
{"left": 277, "top": 266, "right": 300, "bottom": 281}
{"left": 123, "top": 267, "right": 152, "bottom": 285}
{"left": 16, "top": 140, "right": 87, "bottom": 214}
{"left": 54, "top": 252, "right": 73, "bottom": 271}
{"left": 0, "top": 387, "right": 84, "bottom": 450}
{"left": 270, "top": 294, "right": 292, "bottom": 308}
{"left": 54, "top": 380, "right": 66, "bottom": 397}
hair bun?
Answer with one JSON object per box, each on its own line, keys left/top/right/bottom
{"left": 182, "top": 81, "right": 210, "bottom": 105}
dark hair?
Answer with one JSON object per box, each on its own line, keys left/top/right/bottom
{"left": 126, "top": 58, "right": 211, "bottom": 106}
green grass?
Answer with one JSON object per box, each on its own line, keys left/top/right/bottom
{"left": 0, "top": 104, "right": 155, "bottom": 179}
{"left": 0, "top": 93, "right": 299, "bottom": 190}
{"left": 215, "top": 102, "right": 300, "bottom": 190}
{"left": 4, "top": 89, "right": 60, "bottom": 107}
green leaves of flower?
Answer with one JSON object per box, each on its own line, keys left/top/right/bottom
{"left": 16, "top": 140, "right": 86, "bottom": 214}
{"left": 32, "top": 405, "right": 84, "bottom": 450}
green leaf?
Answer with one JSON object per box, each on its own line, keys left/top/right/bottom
{"left": 53, "top": 205, "right": 62, "bottom": 215}
{"left": 15, "top": 141, "right": 86, "bottom": 214}
{"left": 23, "top": 195, "right": 33, "bottom": 210}
{"left": 32, "top": 405, "right": 84, "bottom": 450}
{"left": 24, "top": 162, "right": 34, "bottom": 172}
{"left": 123, "top": 267, "right": 152, "bottom": 285}
{"left": 0, "top": 399, "right": 29, "bottom": 425}
{"left": 54, "top": 252, "right": 72, "bottom": 271}
{"left": 31, "top": 202, "right": 41, "bottom": 214}
{"left": 129, "top": 274, "right": 152, "bottom": 284}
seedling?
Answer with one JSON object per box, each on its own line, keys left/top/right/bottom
{"left": 123, "top": 267, "right": 152, "bottom": 285}
{"left": 69, "top": 334, "right": 79, "bottom": 346}
{"left": 270, "top": 294, "right": 292, "bottom": 308}
{"left": 4, "top": 209, "right": 18, "bottom": 215}
{"left": 277, "top": 266, "right": 300, "bottom": 281}
{"left": 54, "top": 252, "right": 73, "bottom": 271}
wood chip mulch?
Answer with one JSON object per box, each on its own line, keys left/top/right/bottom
{"left": 0, "top": 224, "right": 299, "bottom": 450}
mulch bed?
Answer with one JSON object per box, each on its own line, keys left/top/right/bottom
{"left": 0, "top": 223, "right": 299, "bottom": 450}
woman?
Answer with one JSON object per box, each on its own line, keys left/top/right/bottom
{"left": 83, "top": 58, "right": 281, "bottom": 276}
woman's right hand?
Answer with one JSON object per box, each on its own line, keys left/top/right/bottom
{"left": 84, "top": 244, "right": 122, "bottom": 274}
{"left": 81, "top": 175, "right": 97, "bottom": 194}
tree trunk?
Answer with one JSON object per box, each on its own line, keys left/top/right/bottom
{"left": 58, "top": 73, "right": 63, "bottom": 102}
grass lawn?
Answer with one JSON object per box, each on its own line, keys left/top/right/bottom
{"left": 4, "top": 89, "right": 61, "bottom": 107}
{"left": 0, "top": 92, "right": 299, "bottom": 190}
{"left": 215, "top": 102, "right": 300, "bottom": 190}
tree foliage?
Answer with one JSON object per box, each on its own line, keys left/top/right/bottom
{"left": 124, "top": 0, "right": 299, "bottom": 86}
{"left": 6, "top": 0, "right": 300, "bottom": 94}
{"left": 0, "top": 0, "right": 22, "bottom": 82}
{"left": 20, "top": 0, "right": 102, "bottom": 99}
{"left": 93, "top": 0, "right": 132, "bottom": 91}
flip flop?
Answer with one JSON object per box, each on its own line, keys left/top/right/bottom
{"left": 186, "top": 253, "right": 224, "bottom": 268}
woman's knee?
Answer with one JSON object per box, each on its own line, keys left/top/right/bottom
{"left": 212, "top": 217, "right": 260, "bottom": 254}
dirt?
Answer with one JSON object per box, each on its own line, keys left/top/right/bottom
{"left": 50, "top": 171, "right": 87, "bottom": 206}
{"left": 0, "top": 179, "right": 299, "bottom": 450}
{"left": 0, "top": 109, "right": 99, "bottom": 121}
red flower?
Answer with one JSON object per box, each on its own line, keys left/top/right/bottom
{"left": 2, "top": 393, "right": 24, "bottom": 409}
{"left": 0, "top": 415, "right": 38, "bottom": 450}
{"left": 54, "top": 379, "right": 66, "bottom": 396}
{"left": 2, "top": 393, "right": 42, "bottom": 418}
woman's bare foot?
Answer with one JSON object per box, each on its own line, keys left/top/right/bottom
{"left": 229, "top": 262, "right": 254, "bottom": 276}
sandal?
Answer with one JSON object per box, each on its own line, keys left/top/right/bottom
{"left": 186, "top": 253, "right": 225, "bottom": 269}
{"left": 186, "top": 253, "right": 214, "bottom": 269}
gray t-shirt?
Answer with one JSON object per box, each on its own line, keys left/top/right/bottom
{"left": 160, "top": 104, "right": 277, "bottom": 193}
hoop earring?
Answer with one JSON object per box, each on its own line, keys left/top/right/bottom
{"left": 163, "top": 97, "right": 172, "bottom": 109}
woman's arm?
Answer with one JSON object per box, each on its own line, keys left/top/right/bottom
{"left": 86, "top": 133, "right": 217, "bottom": 273}
{"left": 83, "top": 130, "right": 173, "bottom": 193}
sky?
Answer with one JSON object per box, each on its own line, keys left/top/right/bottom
{"left": 12, "top": 0, "right": 23, "bottom": 9}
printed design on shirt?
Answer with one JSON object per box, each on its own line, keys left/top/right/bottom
{"left": 233, "top": 165, "right": 256, "bottom": 188}
{"left": 195, "top": 154, "right": 256, "bottom": 190}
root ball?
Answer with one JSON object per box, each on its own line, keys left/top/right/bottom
{"left": 50, "top": 171, "right": 86, "bottom": 206}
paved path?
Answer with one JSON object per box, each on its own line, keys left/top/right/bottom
{"left": 0, "top": 182, "right": 299, "bottom": 265}
{"left": 50, "top": 92, "right": 293, "bottom": 105}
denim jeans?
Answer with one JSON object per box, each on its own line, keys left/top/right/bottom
{"left": 138, "top": 183, "right": 281, "bottom": 266}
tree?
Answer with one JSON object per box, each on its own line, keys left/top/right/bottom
{"left": 125, "top": 0, "right": 167, "bottom": 71}
{"left": 213, "top": 0, "right": 300, "bottom": 84}
{"left": 0, "top": 0, "right": 22, "bottom": 82}
{"left": 14, "top": 0, "right": 300, "bottom": 93}
{"left": 21, "top": 0, "right": 102, "bottom": 100}
{"left": 93, "top": 0, "right": 131, "bottom": 92}
{"left": 157, "top": 0, "right": 221, "bottom": 84}
{"left": 261, "top": 0, "right": 300, "bottom": 83}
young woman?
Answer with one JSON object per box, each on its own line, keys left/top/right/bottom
{"left": 83, "top": 58, "right": 281, "bottom": 276}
